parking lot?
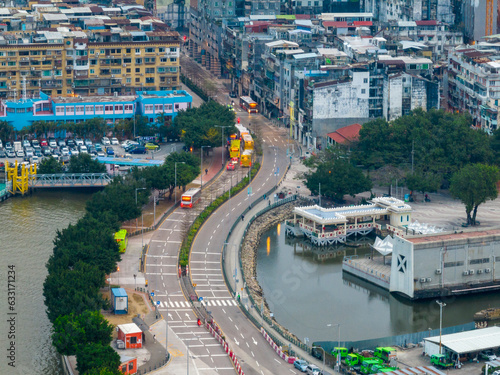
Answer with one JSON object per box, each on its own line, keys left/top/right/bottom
{"left": 0, "top": 136, "right": 183, "bottom": 167}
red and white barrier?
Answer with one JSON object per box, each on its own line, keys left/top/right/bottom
{"left": 261, "top": 327, "right": 290, "bottom": 363}
{"left": 205, "top": 319, "right": 245, "bottom": 375}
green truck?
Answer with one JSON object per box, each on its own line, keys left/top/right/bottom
{"left": 345, "top": 353, "right": 364, "bottom": 367}
{"left": 372, "top": 365, "right": 399, "bottom": 373}
{"left": 360, "top": 358, "right": 384, "bottom": 374}
{"left": 430, "top": 354, "right": 454, "bottom": 368}
{"left": 331, "top": 347, "right": 348, "bottom": 359}
{"left": 374, "top": 347, "right": 397, "bottom": 363}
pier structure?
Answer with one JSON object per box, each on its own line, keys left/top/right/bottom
{"left": 285, "top": 197, "right": 412, "bottom": 246}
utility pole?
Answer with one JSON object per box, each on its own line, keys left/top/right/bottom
{"left": 201, "top": 145, "right": 211, "bottom": 188}
{"left": 436, "top": 300, "right": 446, "bottom": 354}
{"left": 215, "top": 125, "right": 230, "bottom": 167}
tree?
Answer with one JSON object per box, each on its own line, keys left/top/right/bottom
{"left": 68, "top": 154, "right": 106, "bottom": 173}
{"left": 38, "top": 156, "right": 64, "bottom": 174}
{"left": 0, "top": 120, "right": 14, "bottom": 141}
{"left": 76, "top": 343, "right": 121, "bottom": 375}
{"left": 43, "top": 262, "right": 107, "bottom": 323}
{"left": 450, "top": 164, "right": 500, "bottom": 225}
{"left": 405, "top": 171, "right": 440, "bottom": 198}
{"left": 175, "top": 101, "right": 236, "bottom": 149}
{"left": 52, "top": 311, "right": 114, "bottom": 356}
{"left": 85, "top": 368, "right": 121, "bottom": 375}
{"left": 304, "top": 157, "right": 373, "bottom": 202}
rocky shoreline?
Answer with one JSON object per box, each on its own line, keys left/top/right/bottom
{"left": 241, "top": 199, "right": 308, "bottom": 343}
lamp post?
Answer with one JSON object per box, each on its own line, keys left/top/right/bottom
{"left": 200, "top": 145, "right": 211, "bottom": 189}
{"left": 313, "top": 346, "right": 326, "bottom": 374}
{"left": 174, "top": 161, "right": 185, "bottom": 204}
{"left": 133, "top": 274, "right": 136, "bottom": 291}
{"left": 436, "top": 300, "right": 446, "bottom": 354}
{"left": 327, "top": 323, "right": 341, "bottom": 368}
{"left": 214, "top": 125, "right": 230, "bottom": 167}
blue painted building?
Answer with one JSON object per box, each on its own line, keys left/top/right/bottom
{"left": 0, "top": 90, "right": 192, "bottom": 130}
{"left": 111, "top": 288, "right": 129, "bottom": 315}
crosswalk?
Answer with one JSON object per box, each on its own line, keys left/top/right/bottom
{"left": 155, "top": 299, "right": 238, "bottom": 309}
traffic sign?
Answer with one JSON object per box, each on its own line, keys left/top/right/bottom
{"left": 151, "top": 292, "right": 154, "bottom": 297}
{"left": 156, "top": 301, "right": 160, "bottom": 305}
{"left": 198, "top": 297, "right": 203, "bottom": 302}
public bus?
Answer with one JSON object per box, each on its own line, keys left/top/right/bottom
{"left": 242, "top": 134, "right": 254, "bottom": 151}
{"left": 239, "top": 96, "right": 258, "bottom": 113}
{"left": 114, "top": 229, "right": 128, "bottom": 253}
{"left": 180, "top": 188, "right": 201, "bottom": 208}
{"left": 230, "top": 139, "right": 241, "bottom": 159}
{"left": 235, "top": 124, "right": 249, "bottom": 139}
{"left": 240, "top": 149, "right": 252, "bottom": 167}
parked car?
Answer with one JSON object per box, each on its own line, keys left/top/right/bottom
{"left": 57, "top": 139, "right": 66, "bottom": 147}
{"left": 6, "top": 150, "right": 15, "bottom": 158}
{"left": 226, "top": 163, "right": 235, "bottom": 171}
{"left": 121, "top": 139, "right": 131, "bottom": 147}
{"left": 40, "top": 139, "right": 48, "bottom": 147}
{"left": 34, "top": 150, "right": 43, "bottom": 157}
{"left": 145, "top": 142, "right": 159, "bottom": 150}
{"left": 129, "top": 146, "right": 147, "bottom": 154}
{"left": 53, "top": 149, "right": 61, "bottom": 156}
{"left": 0, "top": 149, "right": 5, "bottom": 158}
{"left": 480, "top": 350, "right": 497, "bottom": 361}
{"left": 66, "top": 139, "right": 75, "bottom": 147}
{"left": 49, "top": 140, "right": 57, "bottom": 148}
{"left": 106, "top": 147, "right": 114, "bottom": 156}
{"left": 75, "top": 138, "right": 84, "bottom": 146}
{"left": 101, "top": 137, "right": 111, "bottom": 145}
{"left": 70, "top": 149, "right": 79, "bottom": 156}
{"left": 84, "top": 139, "right": 92, "bottom": 147}
{"left": 124, "top": 142, "right": 139, "bottom": 152}
{"left": 22, "top": 139, "right": 31, "bottom": 148}
{"left": 5, "top": 141, "right": 12, "bottom": 150}
{"left": 32, "top": 139, "right": 40, "bottom": 148}
{"left": 79, "top": 145, "right": 88, "bottom": 154}
{"left": 30, "top": 156, "right": 39, "bottom": 164}
{"left": 94, "top": 143, "right": 103, "bottom": 152}
{"left": 294, "top": 359, "right": 309, "bottom": 372}
{"left": 16, "top": 150, "right": 25, "bottom": 158}
{"left": 97, "top": 151, "right": 106, "bottom": 157}
{"left": 42, "top": 147, "right": 52, "bottom": 156}
{"left": 111, "top": 137, "right": 119, "bottom": 145}
{"left": 306, "top": 364, "right": 321, "bottom": 375}
{"left": 0, "top": 139, "right": 3, "bottom": 148}
{"left": 61, "top": 147, "right": 69, "bottom": 156}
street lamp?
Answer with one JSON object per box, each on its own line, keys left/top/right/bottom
{"left": 327, "top": 323, "right": 341, "bottom": 368}
{"left": 200, "top": 145, "right": 211, "bottom": 189}
{"left": 174, "top": 162, "right": 185, "bottom": 204}
{"left": 436, "top": 300, "right": 446, "bottom": 354}
{"left": 214, "top": 125, "right": 230, "bottom": 167}
{"left": 135, "top": 187, "right": 146, "bottom": 231}
{"left": 313, "top": 346, "right": 326, "bottom": 374}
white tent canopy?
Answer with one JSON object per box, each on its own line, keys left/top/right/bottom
{"left": 424, "top": 327, "right": 500, "bottom": 354}
{"left": 372, "top": 236, "right": 393, "bottom": 256}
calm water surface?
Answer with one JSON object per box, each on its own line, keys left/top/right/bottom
{"left": 0, "top": 191, "right": 90, "bottom": 374}
{"left": 256, "top": 222, "right": 500, "bottom": 343}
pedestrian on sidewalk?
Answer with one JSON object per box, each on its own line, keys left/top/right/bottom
{"left": 153, "top": 334, "right": 156, "bottom": 343}
{"left": 205, "top": 168, "right": 208, "bottom": 175}
{"left": 241, "top": 214, "right": 245, "bottom": 221}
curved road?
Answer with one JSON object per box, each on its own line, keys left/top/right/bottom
{"left": 189, "top": 110, "right": 293, "bottom": 375}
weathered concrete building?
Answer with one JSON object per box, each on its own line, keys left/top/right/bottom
{"left": 390, "top": 229, "right": 500, "bottom": 299}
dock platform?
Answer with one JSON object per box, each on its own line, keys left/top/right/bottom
{"left": 342, "top": 255, "right": 391, "bottom": 290}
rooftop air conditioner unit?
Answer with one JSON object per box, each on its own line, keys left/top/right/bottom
{"left": 463, "top": 270, "right": 469, "bottom": 276}
{"left": 477, "top": 269, "right": 483, "bottom": 274}
{"left": 469, "top": 269, "right": 475, "bottom": 275}
{"left": 419, "top": 278, "right": 426, "bottom": 283}
{"left": 426, "top": 278, "right": 432, "bottom": 282}
{"left": 485, "top": 268, "right": 491, "bottom": 273}
{"left": 435, "top": 269, "right": 441, "bottom": 275}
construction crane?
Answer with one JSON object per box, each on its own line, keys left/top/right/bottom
{"left": 486, "top": 0, "right": 494, "bottom": 36}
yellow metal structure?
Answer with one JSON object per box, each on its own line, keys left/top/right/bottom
{"left": 6, "top": 160, "right": 36, "bottom": 195}
{"left": 486, "top": 0, "right": 494, "bottom": 36}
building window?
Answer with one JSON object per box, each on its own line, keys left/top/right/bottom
{"left": 146, "top": 77, "right": 155, "bottom": 84}
{"left": 76, "top": 106, "right": 84, "bottom": 112}
{"left": 126, "top": 78, "right": 131, "bottom": 83}
{"left": 129, "top": 362, "right": 134, "bottom": 370}
{"left": 111, "top": 69, "right": 121, "bottom": 74}
{"left": 85, "top": 105, "right": 94, "bottom": 113}
{"left": 361, "top": 89, "right": 366, "bottom": 94}
{"left": 170, "top": 58, "right": 177, "bottom": 63}
{"left": 165, "top": 104, "right": 172, "bottom": 110}
{"left": 95, "top": 105, "right": 103, "bottom": 112}
{"left": 66, "top": 106, "right": 74, "bottom": 114}
{"left": 115, "top": 105, "right": 123, "bottom": 112}
{"left": 135, "top": 48, "right": 141, "bottom": 54}
{"left": 105, "top": 105, "right": 113, "bottom": 111}
{"left": 56, "top": 107, "right": 64, "bottom": 114}
{"left": 175, "top": 104, "right": 179, "bottom": 110}
{"left": 146, "top": 68, "right": 155, "bottom": 74}
{"left": 155, "top": 104, "right": 163, "bottom": 111}
{"left": 90, "top": 69, "right": 95, "bottom": 74}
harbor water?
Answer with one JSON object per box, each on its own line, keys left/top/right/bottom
{"left": 0, "top": 191, "right": 90, "bottom": 374}
{"left": 256, "top": 222, "right": 500, "bottom": 344}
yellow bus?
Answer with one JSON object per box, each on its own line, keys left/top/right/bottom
{"left": 114, "top": 230, "right": 128, "bottom": 253}
{"left": 230, "top": 139, "right": 241, "bottom": 159}
{"left": 240, "top": 149, "right": 252, "bottom": 167}
{"left": 242, "top": 134, "right": 254, "bottom": 151}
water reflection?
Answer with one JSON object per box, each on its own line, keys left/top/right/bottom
{"left": 256, "top": 222, "right": 500, "bottom": 343}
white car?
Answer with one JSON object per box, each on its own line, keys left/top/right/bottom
{"left": 79, "top": 145, "right": 88, "bottom": 154}
{"left": 61, "top": 147, "right": 69, "bottom": 156}
{"left": 49, "top": 140, "right": 57, "bottom": 148}
{"left": 75, "top": 138, "right": 84, "bottom": 146}
{"left": 23, "top": 140, "right": 31, "bottom": 148}
{"left": 16, "top": 150, "right": 25, "bottom": 158}
{"left": 101, "top": 137, "right": 111, "bottom": 145}
{"left": 111, "top": 137, "right": 119, "bottom": 145}
{"left": 97, "top": 151, "right": 106, "bottom": 157}
{"left": 71, "top": 149, "right": 79, "bottom": 156}
{"left": 306, "top": 364, "right": 321, "bottom": 375}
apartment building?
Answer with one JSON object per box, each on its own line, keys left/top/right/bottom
{"left": 446, "top": 47, "right": 500, "bottom": 131}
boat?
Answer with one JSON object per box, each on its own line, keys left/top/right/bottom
{"left": 474, "top": 308, "right": 500, "bottom": 321}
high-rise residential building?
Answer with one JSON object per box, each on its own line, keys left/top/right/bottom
{"left": 462, "top": 0, "right": 498, "bottom": 42}
{"left": 0, "top": 31, "right": 181, "bottom": 99}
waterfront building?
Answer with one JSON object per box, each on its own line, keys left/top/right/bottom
{"left": 0, "top": 89, "right": 192, "bottom": 130}
{"left": 285, "top": 197, "right": 412, "bottom": 246}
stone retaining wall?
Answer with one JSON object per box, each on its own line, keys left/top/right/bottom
{"left": 241, "top": 199, "right": 308, "bottom": 342}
